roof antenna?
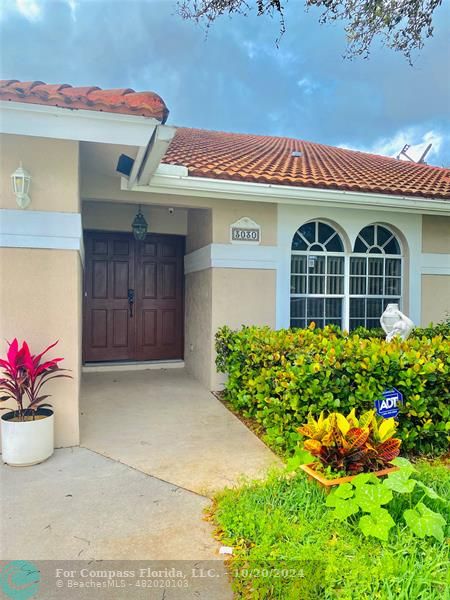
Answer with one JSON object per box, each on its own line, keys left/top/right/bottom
{"left": 396, "top": 143, "right": 432, "bottom": 164}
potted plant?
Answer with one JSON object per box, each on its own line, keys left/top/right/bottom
{"left": 0, "top": 339, "right": 70, "bottom": 466}
{"left": 298, "top": 409, "right": 400, "bottom": 488}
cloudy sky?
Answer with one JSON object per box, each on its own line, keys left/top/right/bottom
{"left": 1, "top": 0, "right": 449, "bottom": 166}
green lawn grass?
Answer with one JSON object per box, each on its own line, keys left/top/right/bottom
{"left": 212, "top": 460, "right": 450, "bottom": 599}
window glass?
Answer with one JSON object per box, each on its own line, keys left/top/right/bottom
{"left": 384, "top": 237, "right": 401, "bottom": 255}
{"left": 348, "top": 226, "right": 403, "bottom": 329}
{"left": 299, "top": 222, "right": 315, "bottom": 244}
{"left": 318, "top": 222, "right": 335, "bottom": 243}
{"left": 376, "top": 226, "right": 392, "bottom": 246}
{"left": 290, "top": 221, "right": 345, "bottom": 328}
{"left": 354, "top": 237, "right": 367, "bottom": 253}
{"left": 292, "top": 233, "right": 307, "bottom": 251}
{"left": 326, "top": 235, "right": 344, "bottom": 252}
{"left": 359, "top": 226, "right": 374, "bottom": 246}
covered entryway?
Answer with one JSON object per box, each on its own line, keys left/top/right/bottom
{"left": 83, "top": 230, "right": 184, "bottom": 362}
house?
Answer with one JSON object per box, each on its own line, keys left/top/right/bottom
{"left": 1, "top": 79, "right": 449, "bottom": 449}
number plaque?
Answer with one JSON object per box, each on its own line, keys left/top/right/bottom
{"left": 230, "top": 217, "right": 261, "bottom": 245}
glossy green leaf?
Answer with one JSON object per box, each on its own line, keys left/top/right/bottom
{"left": 326, "top": 495, "right": 360, "bottom": 520}
{"left": 391, "top": 457, "right": 417, "bottom": 472}
{"left": 403, "top": 503, "right": 446, "bottom": 542}
{"left": 334, "top": 482, "right": 354, "bottom": 499}
{"left": 383, "top": 469, "right": 416, "bottom": 494}
{"left": 415, "top": 480, "right": 445, "bottom": 502}
{"left": 354, "top": 482, "right": 393, "bottom": 512}
{"left": 359, "top": 507, "right": 395, "bottom": 541}
{"left": 351, "top": 473, "right": 379, "bottom": 488}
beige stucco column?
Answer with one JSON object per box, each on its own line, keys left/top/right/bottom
{"left": 184, "top": 202, "right": 277, "bottom": 390}
{"left": 0, "top": 133, "right": 82, "bottom": 448}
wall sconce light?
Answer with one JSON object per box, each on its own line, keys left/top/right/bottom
{"left": 11, "top": 163, "right": 32, "bottom": 209}
{"left": 131, "top": 205, "right": 148, "bottom": 241}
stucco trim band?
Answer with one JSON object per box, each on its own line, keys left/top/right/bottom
{"left": 0, "top": 209, "right": 84, "bottom": 260}
{"left": 421, "top": 253, "right": 450, "bottom": 275}
{"left": 129, "top": 173, "right": 450, "bottom": 215}
{"left": 184, "top": 243, "right": 279, "bottom": 274}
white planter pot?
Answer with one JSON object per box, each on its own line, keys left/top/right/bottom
{"left": 1, "top": 408, "right": 54, "bottom": 466}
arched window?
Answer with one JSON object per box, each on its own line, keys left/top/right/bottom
{"left": 291, "top": 221, "right": 345, "bottom": 328}
{"left": 350, "top": 225, "right": 402, "bottom": 329}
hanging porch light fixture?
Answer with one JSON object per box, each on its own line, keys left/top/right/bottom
{"left": 131, "top": 205, "right": 148, "bottom": 241}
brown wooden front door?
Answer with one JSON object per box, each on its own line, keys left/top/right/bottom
{"left": 83, "top": 231, "right": 184, "bottom": 362}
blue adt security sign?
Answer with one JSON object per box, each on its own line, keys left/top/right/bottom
{"left": 375, "top": 388, "right": 403, "bottom": 419}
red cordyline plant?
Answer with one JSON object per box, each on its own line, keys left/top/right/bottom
{"left": 0, "top": 339, "right": 71, "bottom": 422}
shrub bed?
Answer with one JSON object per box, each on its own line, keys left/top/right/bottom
{"left": 216, "top": 324, "right": 450, "bottom": 456}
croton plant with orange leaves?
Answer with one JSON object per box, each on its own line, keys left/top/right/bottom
{"left": 299, "top": 409, "right": 401, "bottom": 476}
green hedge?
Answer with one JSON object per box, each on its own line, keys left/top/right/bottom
{"left": 352, "top": 319, "right": 450, "bottom": 340}
{"left": 216, "top": 324, "right": 450, "bottom": 456}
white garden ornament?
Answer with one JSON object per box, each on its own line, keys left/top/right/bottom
{"left": 380, "top": 303, "right": 414, "bottom": 341}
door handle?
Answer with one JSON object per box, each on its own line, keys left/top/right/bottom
{"left": 127, "top": 288, "right": 135, "bottom": 317}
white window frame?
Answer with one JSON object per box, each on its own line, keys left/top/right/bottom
{"left": 291, "top": 250, "right": 346, "bottom": 328}
{"left": 290, "top": 222, "right": 404, "bottom": 331}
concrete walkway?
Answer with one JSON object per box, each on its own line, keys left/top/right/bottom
{"left": 1, "top": 370, "right": 279, "bottom": 598}
{"left": 1, "top": 447, "right": 232, "bottom": 598}
{"left": 80, "top": 369, "right": 280, "bottom": 496}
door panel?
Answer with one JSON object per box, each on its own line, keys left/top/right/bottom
{"left": 135, "top": 234, "right": 184, "bottom": 361}
{"left": 84, "top": 231, "right": 184, "bottom": 362}
{"left": 84, "top": 232, "right": 136, "bottom": 361}
{"left": 142, "top": 309, "right": 157, "bottom": 347}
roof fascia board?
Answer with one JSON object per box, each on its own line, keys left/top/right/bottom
{"left": 1, "top": 100, "right": 158, "bottom": 146}
{"left": 124, "top": 173, "right": 450, "bottom": 215}
{"left": 136, "top": 125, "right": 177, "bottom": 186}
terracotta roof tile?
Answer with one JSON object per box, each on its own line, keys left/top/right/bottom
{"left": 162, "top": 128, "right": 450, "bottom": 200}
{"left": 0, "top": 79, "right": 168, "bottom": 122}
{"left": 2, "top": 79, "right": 448, "bottom": 200}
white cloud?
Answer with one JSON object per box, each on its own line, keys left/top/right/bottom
{"left": 2, "top": 0, "right": 77, "bottom": 22}
{"left": 15, "top": 0, "right": 42, "bottom": 21}
{"left": 340, "top": 128, "right": 446, "bottom": 164}
{"left": 297, "top": 76, "right": 319, "bottom": 95}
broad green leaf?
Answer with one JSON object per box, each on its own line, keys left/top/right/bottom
{"left": 415, "top": 480, "right": 445, "bottom": 502}
{"left": 351, "top": 473, "right": 379, "bottom": 488}
{"left": 327, "top": 496, "right": 360, "bottom": 521}
{"left": 326, "top": 492, "right": 339, "bottom": 507}
{"left": 383, "top": 469, "right": 416, "bottom": 494}
{"left": 403, "top": 503, "right": 446, "bottom": 542}
{"left": 359, "top": 508, "right": 395, "bottom": 541}
{"left": 391, "top": 457, "right": 417, "bottom": 472}
{"left": 334, "top": 482, "right": 354, "bottom": 499}
{"left": 285, "top": 449, "right": 314, "bottom": 472}
{"left": 355, "top": 482, "right": 393, "bottom": 512}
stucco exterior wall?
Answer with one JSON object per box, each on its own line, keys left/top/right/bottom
{"left": 211, "top": 200, "right": 277, "bottom": 246}
{"left": 1, "top": 133, "right": 79, "bottom": 212}
{"left": 82, "top": 200, "right": 188, "bottom": 235}
{"left": 421, "top": 275, "right": 450, "bottom": 325}
{"left": 186, "top": 208, "right": 212, "bottom": 253}
{"left": 1, "top": 133, "right": 81, "bottom": 448}
{"left": 422, "top": 216, "right": 450, "bottom": 254}
{"left": 210, "top": 268, "right": 277, "bottom": 389}
{"left": 184, "top": 269, "right": 213, "bottom": 387}
{"left": 0, "top": 248, "right": 82, "bottom": 448}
